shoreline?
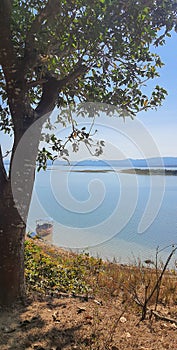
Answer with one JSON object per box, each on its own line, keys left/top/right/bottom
{"left": 120, "top": 168, "right": 177, "bottom": 175}
{"left": 26, "top": 236, "right": 177, "bottom": 271}
{"left": 53, "top": 166, "right": 177, "bottom": 175}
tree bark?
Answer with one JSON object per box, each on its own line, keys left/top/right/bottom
{"left": 0, "top": 181, "right": 26, "bottom": 305}
{"left": 0, "top": 114, "right": 44, "bottom": 306}
{"left": 0, "top": 84, "right": 57, "bottom": 306}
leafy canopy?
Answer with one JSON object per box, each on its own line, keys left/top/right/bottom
{"left": 0, "top": 0, "right": 177, "bottom": 160}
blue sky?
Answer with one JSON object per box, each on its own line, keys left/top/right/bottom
{"left": 1, "top": 31, "right": 177, "bottom": 160}
{"left": 94, "top": 31, "right": 177, "bottom": 160}
{"left": 93, "top": 31, "right": 177, "bottom": 160}
{"left": 136, "top": 32, "right": 177, "bottom": 157}
{"left": 70, "top": 30, "right": 177, "bottom": 161}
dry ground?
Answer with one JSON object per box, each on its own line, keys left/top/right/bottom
{"left": 0, "top": 240, "right": 177, "bottom": 350}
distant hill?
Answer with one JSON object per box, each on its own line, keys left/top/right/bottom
{"left": 131, "top": 157, "right": 177, "bottom": 168}
{"left": 69, "top": 157, "right": 177, "bottom": 168}
{"left": 4, "top": 157, "right": 177, "bottom": 168}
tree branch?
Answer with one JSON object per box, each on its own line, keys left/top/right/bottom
{"left": 59, "top": 61, "right": 88, "bottom": 87}
{"left": 27, "top": 78, "right": 48, "bottom": 89}
{"left": 35, "top": 62, "right": 88, "bottom": 117}
{"left": 24, "top": 0, "right": 61, "bottom": 71}
{"left": 35, "top": 77, "right": 59, "bottom": 116}
{"left": 0, "top": 0, "right": 25, "bottom": 134}
{"left": 0, "top": 1, "right": 17, "bottom": 72}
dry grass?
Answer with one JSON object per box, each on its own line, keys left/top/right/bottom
{"left": 0, "top": 238, "right": 177, "bottom": 350}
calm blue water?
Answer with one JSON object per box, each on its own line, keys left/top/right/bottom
{"left": 27, "top": 166, "right": 177, "bottom": 264}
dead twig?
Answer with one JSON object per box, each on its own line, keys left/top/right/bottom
{"left": 151, "top": 310, "right": 177, "bottom": 325}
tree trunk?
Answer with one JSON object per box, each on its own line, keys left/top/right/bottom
{"left": 0, "top": 47, "right": 59, "bottom": 305}
{"left": 0, "top": 188, "right": 26, "bottom": 306}
{"left": 0, "top": 119, "right": 44, "bottom": 306}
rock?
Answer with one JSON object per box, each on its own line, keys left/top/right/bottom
{"left": 120, "top": 316, "right": 127, "bottom": 323}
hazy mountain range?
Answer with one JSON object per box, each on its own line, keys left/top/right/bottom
{"left": 57, "top": 157, "right": 177, "bottom": 168}
{"left": 4, "top": 157, "right": 177, "bottom": 168}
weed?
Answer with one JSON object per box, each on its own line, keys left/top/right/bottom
{"left": 25, "top": 239, "right": 177, "bottom": 326}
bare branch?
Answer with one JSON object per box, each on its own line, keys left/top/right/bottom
{"left": 133, "top": 297, "right": 177, "bottom": 325}
{"left": 146, "top": 246, "right": 177, "bottom": 305}
{"left": 152, "top": 310, "right": 177, "bottom": 325}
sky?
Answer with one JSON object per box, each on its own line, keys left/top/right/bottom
{"left": 56, "top": 32, "right": 177, "bottom": 161}
{"left": 75, "top": 31, "right": 177, "bottom": 160}
{"left": 91, "top": 31, "right": 177, "bottom": 160}
{"left": 136, "top": 31, "right": 177, "bottom": 158}
{"left": 1, "top": 31, "right": 177, "bottom": 161}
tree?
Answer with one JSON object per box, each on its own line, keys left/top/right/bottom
{"left": 0, "top": 0, "right": 177, "bottom": 306}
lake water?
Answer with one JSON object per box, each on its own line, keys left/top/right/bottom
{"left": 27, "top": 165, "right": 177, "bottom": 265}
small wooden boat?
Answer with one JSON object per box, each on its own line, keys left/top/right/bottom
{"left": 36, "top": 219, "right": 53, "bottom": 237}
